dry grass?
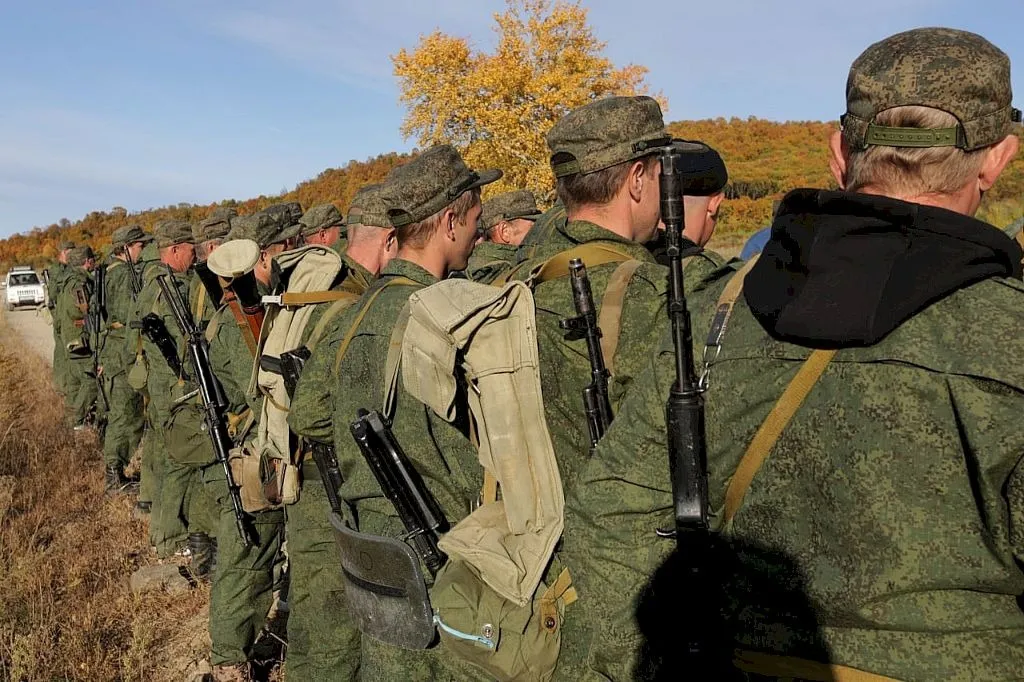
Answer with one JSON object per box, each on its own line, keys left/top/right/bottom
{"left": 0, "top": 317, "right": 208, "bottom": 682}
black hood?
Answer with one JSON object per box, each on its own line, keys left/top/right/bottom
{"left": 745, "top": 189, "right": 1024, "bottom": 347}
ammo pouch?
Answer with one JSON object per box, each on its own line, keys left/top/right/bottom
{"left": 228, "top": 443, "right": 299, "bottom": 513}
{"left": 328, "top": 511, "right": 437, "bottom": 650}
{"left": 127, "top": 352, "right": 149, "bottom": 391}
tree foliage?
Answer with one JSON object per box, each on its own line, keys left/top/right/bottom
{"left": 391, "top": 0, "right": 658, "bottom": 199}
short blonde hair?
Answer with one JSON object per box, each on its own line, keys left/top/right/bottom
{"left": 397, "top": 188, "right": 481, "bottom": 248}
{"left": 844, "top": 106, "right": 989, "bottom": 196}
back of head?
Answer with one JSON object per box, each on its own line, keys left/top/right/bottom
{"left": 840, "top": 27, "right": 1020, "bottom": 198}
{"left": 67, "top": 246, "right": 95, "bottom": 267}
{"left": 547, "top": 95, "right": 670, "bottom": 214}
{"left": 479, "top": 190, "right": 543, "bottom": 240}
{"left": 345, "top": 184, "right": 392, "bottom": 242}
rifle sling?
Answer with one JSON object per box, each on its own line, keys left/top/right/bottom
{"left": 722, "top": 349, "right": 835, "bottom": 528}
{"left": 597, "top": 260, "right": 644, "bottom": 376}
{"left": 226, "top": 299, "right": 259, "bottom": 358}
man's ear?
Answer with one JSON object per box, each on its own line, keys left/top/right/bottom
{"left": 442, "top": 208, "right": 457, "bottom": 241}
{"left": 707, "top": 192, "right": 725, "bottom": 218}
{"left": 496, "top": 220, "right": 512, "bottom": 244}
{"left": 828, "top": 130, "right": 849, "bottom": 189}
{"left": 979, "top": 134, "right": 1019, "bottom": 192}
{"left": 628, "top": 159, "right": 647, "bottom": 202}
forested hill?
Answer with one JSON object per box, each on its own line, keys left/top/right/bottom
{"left": 3, "top": 118, "right": 1022, "bottom": 271}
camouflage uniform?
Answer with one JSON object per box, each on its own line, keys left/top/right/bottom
{"left": 466, "top": 190, "right": 542, "bottom": 283}
{"left": 55, "top": 247, "right": 98, "bottom": 426}
{"left": 100, "top": 227, "right": 150, "bottom": 481}
{"left": 48, "top": 247, "right": 74, "bottom": 396}
{"left": 289, "top": 148, "right": 500, "bottom": 681}
{"left": 562, "top": 28, "right": 1024, "bottom": 681}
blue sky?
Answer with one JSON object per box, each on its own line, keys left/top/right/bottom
{"left": 1, "top": 0, "right": 1021, "bottom": 237}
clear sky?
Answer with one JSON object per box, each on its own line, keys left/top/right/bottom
{"left": 1, "top": 0, "right": 1021, "bottom": 237}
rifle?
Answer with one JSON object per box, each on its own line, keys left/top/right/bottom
{"left": 558, "top": 258, "right": 613, "bottom": 454}
{"left": 349, "top": 409, "right": 448, "bottom": 577}
{"left": 123, "top": 248, "right": 144, "bottom": 301}
{"left": 88, "top": 265, "right": 109, "bottom": 412}
{"left": 657, "top": 144, "right": 709, "bottom": 539}
{"left": 193, "top": 261, "right": 224, "bottom": 310}
{"left": 278, "top": 348, "right": 347, "bottom": 516}
{"left": 155, "top": 272, "right": 254, "bottom": 547}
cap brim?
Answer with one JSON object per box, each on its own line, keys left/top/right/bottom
{"left": 519, "top": 212, "right": 544, "bottom": 222}
{"left": 271, "top": 223, "right": 303, "bottom": 245}
{"left": 467, "top": 168, "right": 503, "bottom": 191}
{"left": 208, "top": 239, "right": 261, "bottom": 277}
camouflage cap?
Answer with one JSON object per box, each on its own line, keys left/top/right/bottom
{"left": 110, "top": 225, "right": 153, "bottom": 249}
{"left": 671, "top": 139, "right": 728, "bottom": 196}
{"left": 383, "top": 145, "right": 501, "bottom": 227}
{"left": 226, "top": 212, "right": 297, "bottom": 249}
{"left": 299, "top": 204, "right": 344, "bottom": 236}
{"left": 547, "top": 96, "right": 670, "bottom": 178}
{"left": 58, "top": 240, "right": 76, "bottom": 251}
{"left": 67, "top": 246, "right": 96, "bottom": 266}
{"left": 263, "top": 202, "right": 303, "bottom": 227}
{"left": 195, "top": 207, "right": 237, "bottom": 242}
{"left": 480, "top": 190, "right": 543, "bottom": 231}
{"left": 346, "top": 183, "right": 392, "bottom": 229}
{"left": 154, "top": 219, "right": 195, "bottom": 248}
{"left": 843, "top": 28, "right": 1021, "bottom": 151}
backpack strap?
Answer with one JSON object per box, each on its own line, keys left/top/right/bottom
{"left": 332, "top": 276, "right": 419, "bottom": 374}
{"left": 597, "top": 260, "right": 644, "bottom": 376}
{"left": 306, "top": 292, "right": 362, "bottom": 351}
{"left": 721, "top": 348, "right": 836, "bottom": 528}
{"left": 733, "top": 650, "right": 900, "bottom": 681}
{"left": 527, "top": 243, "right": 636, "bottom": 285}
{"left": 274, "top": 290, "right": 361, "bottom": 306}
{"left": 381, "top": 305, "right": 412, "bottom": 421}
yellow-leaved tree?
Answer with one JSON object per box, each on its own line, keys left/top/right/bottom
{"left": 392, "top": 0, "right": 660, "bottom": 202}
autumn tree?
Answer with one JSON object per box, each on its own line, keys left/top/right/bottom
{"left": 392, "top": 0, "right": 658, "bottom": 201}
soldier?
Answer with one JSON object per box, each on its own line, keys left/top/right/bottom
{"left": 565, "top": 28, "right": 1024, "bottom": 680}
{"left": 133, "top": 219, "right": 198, "bottom": 556}
{"left": 283, "top": 183, "right": 397, "bottom": 679}
{"left": 100, "top": 225, "right": 151, "bottom": 493}
{"left": 298, "top": 203, "right": 345, "bottom": 251}
{"left": 465, "top": 189, "right": 542, "bottom": 283}
{"left": 196, "top": 208, "right": 237, "bottom": 263}
{"left": 288, "top": 146, "right": 499, "bottom": 679}
{"left": 49, "top": 240, "right": 76, "bottom": 395}
{"left": 55, "top": 245, "right": 99, "bottom": 429}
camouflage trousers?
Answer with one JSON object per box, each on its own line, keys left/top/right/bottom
{"left": 101, "top": 372, "right": 144, "bottom": 471}
{"left": 284, "top": 474, "right": 360, "bottom": 681}
{"left": 157, "top": 456, "right": 219, "bottom": 543}
{"left": 204, "top": 466, "right": 285, "bottom": 667}
{"left": 64, "top": 356, "right": 97, "bottom": 425}
{"left": 52, "top": 334, "right": 68, "bottom": 396}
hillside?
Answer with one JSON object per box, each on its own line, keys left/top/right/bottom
{"left": 2, "top": 118, "right": 1022, "bottom": 271}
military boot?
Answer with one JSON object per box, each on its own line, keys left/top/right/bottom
{"left": 105, "top": 466, "right": 139, "bottom": 495}
{"left": 187, "top": 532, "right": 216, "bottom": 581}
{"left": 211, "top": 662, "right": 252, "bottom": 682}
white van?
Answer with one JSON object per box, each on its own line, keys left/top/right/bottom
{"left": 5, "top": 266, "right": 46, "bottom": 311}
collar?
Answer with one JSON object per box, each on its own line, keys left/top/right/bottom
{"left": 559, "top": 219, "right": 657, "bottom": 263}
{"left": 379, "top": 258, "right": 440, "bottom": 287}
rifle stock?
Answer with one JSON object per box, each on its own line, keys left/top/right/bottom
{"left": 155, "top": 273, "right": 254, "bottom": 548}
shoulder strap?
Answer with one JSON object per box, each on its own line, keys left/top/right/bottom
{"left": 721, "top": 349, "right": 836, "bottom": 528}
{"left": 225, "top": 299, "right": 259, "bottom": 357}
{"left": 332, "top": 276, "right": 419, "bottom": 374}
{"left": 204, "top": 308, "right": 224, "bottom": 343}
{"left": 306, "top": 292, "right": 362, "bottom": 351}
{"left": 703, "top": 256, "right": 761, "bottom": 367}
{"left": 278, "top": 290, "right": 359, "bottom": 306}
{"left": 597, "top": 260, "right": 644, "bottom": 376}
{"left": 734, "top": 649, "right": 900, "bottom": 682}
{"left": 528, "top": 242, "right": 636, "bottom": 285}
{"left": 381, "top": 305, "right": 412, "bottom": 421}
{"left": 194, "top": 287, "right": 207, "bottom": 323}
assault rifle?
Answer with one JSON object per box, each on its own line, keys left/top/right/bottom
{"left": 657, "top": 144, "right": 709, "bottom": 539}
{"left": 156, "top": 272, "right": 254, "bottom": 547}
{"left": 123, "top": 249, "right": 144, "bottom": 301}
{"left": 132, "top": 313, "right": 185, "bottom": 379}
{"left": 277, "top": 347, "right": 347, "bottom": 516}
{"left": 559, "top": 258, "right": 613, "bottom": 454}
{"left": 88, "top": 265, "right": 109, "bottom": 412}
{"left": 350, "top": 409, "right": 448, "bottom": 577}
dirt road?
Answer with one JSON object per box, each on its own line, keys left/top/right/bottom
{"left": 1, "top": 305, "right": 54, "bottom": 364}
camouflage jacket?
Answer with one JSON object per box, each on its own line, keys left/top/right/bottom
{"left": 464, "top": 241, "right": 519, "bottom": 284}
{"left": 290, "top": 258, "right": 482, "bottom": 538}
{"left": 47, "top": 262, "right": 71, "bottom": 332}
{"left": 561, "top": 190, "right": 1024, "bottom": 681}
{"left": 134, "top": 264, "right": 192, "bottom": 428}
{"left": 54, "top": 267, "right": 93, "bottom": 359}
{"left": 98, "top": 258, "right": 137, "bottom": 375}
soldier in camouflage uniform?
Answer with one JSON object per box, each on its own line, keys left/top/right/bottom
{"left": 133, "top": 220, "right": 197, "bottom": 556}
{"left": 465, "top": 189, "right": 542, "bottom": 283}
{"left": 49, "top": 240, "right": 76, "bottom": 397}
{"left": 563, "top": 28, "right": 1024, "bottom": 681}
{"left": 199, "top": 213, "right": 300, "bottom": 682}
{"left": 100, "top": 226, "right": 151, "bottom": 492}
{"left": 299, "top": 203, "right": 346, "bottom": 252}
{"left": 55, "top": 245, "right": 99, "bottom": 429}
{"left": 288, "top": 148, "right": 498, "bottom": 680}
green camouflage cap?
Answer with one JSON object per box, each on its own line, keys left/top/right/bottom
{"left": 110, "top": 225, "right": 153, "bottom": 249}
{"left": 843, "top": 28, "right": 1021, "bottom": 151}
{"left": 480, "top": 190, "right": 543, "bottom": 231}
{"left": 263, "top": 202, "right": 303, "bottom": 227}
{"left": 195, "top": 207, "right": 237, "bottom": 241}
{"left": 299, "top": 204, "right": 344, "bottom": 236}
{"left": 154, "top": 219, "right": 195, "bottom": 248}
{"left": 226, "top": 212, "right": 297, "bottom": 249}
{"left": 345, "top": 183, "right": 392, "bottom": 229}
{"left": 67, "top": 246, "right": 96, "bottom": 266}
{"left": 547, "top": 96, "right": 671, "bottom": 178}
{"left": 383, "top": 144, "right": 501, "bottom": 227}
{"left": 58, "top": 240, "right": 76, "bottom": 251}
